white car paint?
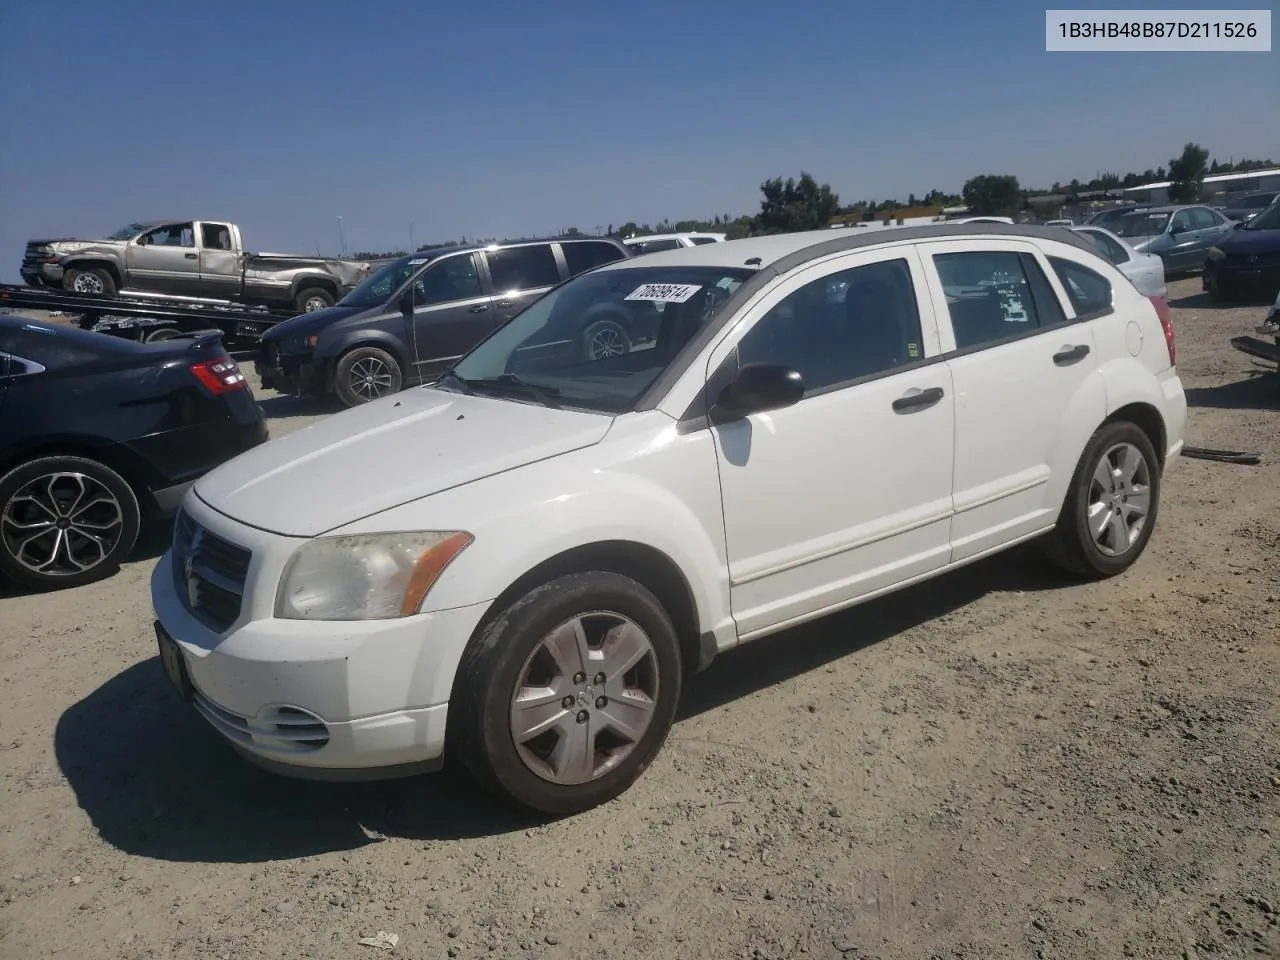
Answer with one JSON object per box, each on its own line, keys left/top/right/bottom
{"left": 152, "top": 224, "right": 1187, "bottom": 786}
{"left": 623, "top": 232, "right": 726, "bottom": 254}
{"left": 1068, "top": 224, "right": 1167, "bottom": 298}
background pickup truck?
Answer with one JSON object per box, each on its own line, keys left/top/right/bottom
{"left": 21, "top": 220, "right": 375, "bottom": 315}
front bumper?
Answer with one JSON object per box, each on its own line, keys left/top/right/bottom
{"left": 1203, "top": 257, "right": 1280, "bottom": 296}
{"left": 257, "top": 342, "right": 326, "bottom": 395}
{"left": 150, "top": 494, "right": 493, "bottom": 779}
{"left": 20, "top": 262, "right": 64, "bottom": 286}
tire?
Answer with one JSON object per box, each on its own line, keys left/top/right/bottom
{"left": 450, "top": 571, "right": 683, "bottom": 816}
{"left": 1040, "top": 421, "right": 1161, "bottom": 580}
{"left": 333, "top": 345, "right": 403, "bottom": 407}
{"left": 295, "top": 287, "right": 335, "bottom": 314}
{"left": 581, "top": 317, "right": 631, "bottom": 360}
{"left": 0, "top": 456, "right": 141, "bottom": 590}
{"left": 63, "top": 266, "right": 117, "bottom": 297}
{"left": 144, "top": 326, "right": 183, "bottom": 342}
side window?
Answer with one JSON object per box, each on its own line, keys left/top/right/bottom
{"left": 1170, "top": 210, "right": 1194, "bottom": 233}
{"left": 486, "top": 245, "right": 560, "bottom": 293}
{"left": 689, "top": 236, "right": 720, "bottom": 245}
{"left": 1048, "top": 256, "right": 1113, "bottom": 317}
{"left": 736, "top": 257, "right": 925, "bottom": 394}
{"left": 1190, "top": 207, "right": 1219, "bottom": 229}
{"left": 561, "top": 241, "right": 625, "bottom": 277}
{"left": 631, "top": 238, "right": 683, "bottom": 254}
{"left": 414, "top": 254, "right": 482, "bottom": 306}
{"left": 933, "top": 250, "right": 1050, "bottom": 350}
{"left": 1083, "top": 230, "right": 1129, "bottom": 264}
{"left": 200, "top": 223, "right": 232, "bottom": 250}
{"left": 140, "top": 222, "right": 195, "bottom": 247}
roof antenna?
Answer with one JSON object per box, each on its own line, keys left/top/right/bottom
{"left": 744, "top": 256, "right": 762, "bottom": 266}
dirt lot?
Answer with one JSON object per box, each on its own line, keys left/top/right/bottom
{"left": 1, "top": 278, "right": 1278, "bottom": 960}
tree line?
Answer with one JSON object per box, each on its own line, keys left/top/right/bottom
{"left": 350, "top": 143, "right": 1274, "bottom": 257}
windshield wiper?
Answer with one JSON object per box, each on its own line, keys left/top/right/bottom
{"left": 435, "top": 368, "right": 475, "bottom": 395}
{"left": 470, "top": 373, "right": 562, "bottom": 408}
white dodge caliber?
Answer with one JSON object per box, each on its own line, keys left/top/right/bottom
{"left": 151, "top": 224, "right": 1187, "bottom": 814}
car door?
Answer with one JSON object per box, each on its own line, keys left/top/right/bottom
{"left": 125, "top": 221, "right": 202, "bottom": 295}
{"left": 405, "top": 252, "right": 494, "bottom": 381}
{"left": 705, "top": 245, "right": 955, "bottom": 639}
{"left": 1191, "top": 206, "right": 1232, "bottom": 255}
{"left": 196, "top": 222, "right": 241, "bottom": 300}
{"left": 484, "top": 243, "right": 564, "bottom": 327}
{"left": 919, "top": 238, "right": 1107, "bottom": 562}
{"left": 1164, "top": 209, "right": 1203, "bottom": 270}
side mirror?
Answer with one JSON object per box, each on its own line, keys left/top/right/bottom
{"left": 711, "top": 362, "right": 804, "bottom": 422}
{"left": 397, "top": 288, "right": 414, "bottom": 317}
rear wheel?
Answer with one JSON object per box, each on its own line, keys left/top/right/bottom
{"left": 0, "top": 456, "right": 141, "bottom": 590}
{"left": 295, "top": 287, "right": 334, "bottom": 314}
{"left": 1040, "top": 421, "right": 1161, "bottom": 579}
{"left": 450, "top": 571, "right": 683, "bottom": 816}
{"left": 144, "top": 326, "right": 183, "bottom": 342}
{"left": 333, "top": 345, "right": 403, "bottom": 407}
{"left": 63, "top": 266, "right": 117, "bottom": 297}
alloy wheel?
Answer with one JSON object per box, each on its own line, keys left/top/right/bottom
{"left": 588, "top": 327, "right": 628, "bottom": 359}
{"left": 1087, "top": 442, "right": 1151, "bottom": 557}
{"left": 509, "top": 612, "right": 660, "bottom": 785}
{"left": 1, "top": 472, "right": 125, "bottom": 576}
{"left": 72, "top": 272, "right": 105, "bottom": 295}
{"left": 348, "top": 356, "right": 394, "bottom": 399}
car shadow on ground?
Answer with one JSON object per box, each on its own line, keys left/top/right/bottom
{"left": 0, "top": 521, "right": 173, "bottom": 600}
{"left": 54, "top": 544, "right": 1076, "bottom": 863}
{"left": 1169, "top": 289, "right": 1275, "bottom": 310}
{"left": 255, "top": 392, "right": 344, "bottom": 419}
{"left": 1184, "top": 371, "right": 1279, "bottom": 411}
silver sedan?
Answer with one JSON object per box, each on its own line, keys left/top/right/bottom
{"left": 1067, "top": 224, "right": 1167, "bottom": 298}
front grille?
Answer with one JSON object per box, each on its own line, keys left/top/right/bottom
{"left": 1226, "top": 251, "right": 1280, "bottom": 268}
{"left": 173, "top": 510, "right": 252, "bottom": 632}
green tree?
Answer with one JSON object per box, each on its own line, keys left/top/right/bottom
{"left": 962, "top": 174, "right": 1022, "bottom": 216}
{"left": 1167, "top": 142, "right": 1209, "bottom": 202}
{"left": 618, "top": 221, "right": 640, "bottom": 238}
{"left": 755, "top": 171, "right": 841, "bottom": 234}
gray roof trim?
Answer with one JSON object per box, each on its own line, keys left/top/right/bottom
{"left": 632, "top": 223, "right": 1103, "bottom": 412}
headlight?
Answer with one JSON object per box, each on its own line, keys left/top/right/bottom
{"left": 276, "top": 531, "right": 473, "bottom": 620}
{"left": 1206, "top": 246, "right": 1226, "bottom": 261}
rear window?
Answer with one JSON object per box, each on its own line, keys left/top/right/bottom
{"left": 561, "top": 240, "right": 626, "bottom": 277}
{"left": 1049, "top": 257, "right": 1112, "bottom": 316}
{"left": 486, "top": 244, "right": 561, "bottom": 292}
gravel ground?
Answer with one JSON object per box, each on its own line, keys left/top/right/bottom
{"left": 1, "top": 277, "right": 1278, "bottom": 960}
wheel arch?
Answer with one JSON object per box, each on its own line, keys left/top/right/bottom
{"left": 1102, "top": 401, "right": 1168, "bottom": 468}
{"left": 0, "top": 438, "right": 158, "bottom": 515}
{"left": 290, "top": 274, "right": 341, "bottom": 300}
{"left": 61, "top": 258, "right": 122, "bottom": 288}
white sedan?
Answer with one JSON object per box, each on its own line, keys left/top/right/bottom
{"left": 1068, "top": 224, "right": 1167, "bottom": 298}
{"left": 152, "top": 223, "right": 1187, "bottom": 815}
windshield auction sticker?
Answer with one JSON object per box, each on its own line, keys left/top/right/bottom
{"left": 624, "top": 283, "right": 703, "bottom": 303}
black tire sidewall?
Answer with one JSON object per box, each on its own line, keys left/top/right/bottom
{"left": 64, "top": 267, "right": 116, "bottom": 297}
{"left": 1066, "top": 422, "right": 1161, "bottom": 577}
{"left": 334, "top": 347, "right": 402, "bottom": 407}
{"left": 0, "top": 456, "right": 141, "bottom": 590}
{"left": 454, "top": 571, "right": 683, "bottom": 816}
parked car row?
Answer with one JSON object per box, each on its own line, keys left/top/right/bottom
{"left": 149, "top": 222, "right": 1188, "bottom": 815}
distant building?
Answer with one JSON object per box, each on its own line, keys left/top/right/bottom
{"left": 1121, "top": 168, "right": 1280, "bottom": 204}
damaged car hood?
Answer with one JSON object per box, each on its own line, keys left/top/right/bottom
{"left": 193, "top": 387, "right": 614, "bottom": 537}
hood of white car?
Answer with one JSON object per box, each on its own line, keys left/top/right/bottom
{"left": 194, "top": 387, "right": 613, "bottom": 537}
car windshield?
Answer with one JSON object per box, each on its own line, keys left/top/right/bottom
{"left": 1226, "top": 192, "right": 1275, "bottom": 210}
{"left": 338, "top": 257, "right": 421, "bottom": 307}
{"left": 1243, "top": 199, "right": 1280, "bottom": 231}
{"left": 447, "top": 265, "right": 755, "bottom": 414}
{"left": 107, "top": 222, "right": 153, "bottom": 240}
{"left": 1111, "top": 212, "right": 1170, "bottom": 238}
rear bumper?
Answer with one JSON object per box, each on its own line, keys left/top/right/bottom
{"left": 134, "top": 412, "right": 269, "bottom": 505}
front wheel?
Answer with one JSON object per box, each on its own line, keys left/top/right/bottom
{"left": 0, "top": 456, "right": 141, "bottom": 590}
{"left": 1040, "top": 421, "right": 1161, "bottom": 579}
{"left": 450, "top": 571, "right": 683, "bottom": 816}
{"left": 581, "top": 317, "right": 631, "bottom": 360}
{"left": 63, "top": 266, "right": 117, "bottom": 297}
{"left": 333, "top": 345, "right": 403, "bottom": 407}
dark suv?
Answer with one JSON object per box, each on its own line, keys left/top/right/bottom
{"left": 258, "top": 236, "right": 632, "bottom": 407}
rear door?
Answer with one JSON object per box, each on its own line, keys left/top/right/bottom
{"left": 483, "top": 243, "right": 563, "bottom": 327}
{"left": 125, "top": 221, "right": 202, "bottom": 295}
{"left": 196, "top": 222, "right": 242, "bottom": 300}
{"left": 919, "top": 238, "right": 1107, "bottom": 562}
{"left": 406, "top": 252, "right": 494, "bottom": 381}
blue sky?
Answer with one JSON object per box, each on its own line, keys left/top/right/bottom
{"left": 0, "top": 0, "right": 1275, "bottom": 277}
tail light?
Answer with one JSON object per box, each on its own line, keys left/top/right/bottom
{"left": 190, "top": 355, "right": 247, "bottom": 395}
{"left": 1149, "top": 294, "right": 1175, "bottom": 367}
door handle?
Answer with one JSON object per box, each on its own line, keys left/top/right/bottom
{"left": 892, "top": 386, "right": 944, "bottom": 413}
{"left": 468, "top": 304, "right": 489, "bottom": 313}
{"left": 495, "top": 299, "right": 513, "bottom": 309}
{"left": 184, "top": 253, "right": 198, "bottom": 260}
{"left": 1053, "top": 343, "right": 1090, "bottom": 365}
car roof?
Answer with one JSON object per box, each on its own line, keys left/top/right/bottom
{"left": 595, "top": 222, "right": 1100, "bottom": 274}
{"left": 0, "top": 314, "right": 138, "bottom": 352}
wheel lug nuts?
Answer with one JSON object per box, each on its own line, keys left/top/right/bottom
{"left": 576, "top": 710, "right": 589, "bottom": 724}
{"left": 573, "top": 672, "right": 586, "bottom": 685}
{"left": 561, "top": 696, "right": 574, "bottom": 709}
{"left": 594, "top": 672, "right": 606, "bottom": 685}
{"left": 596, "top": 696, "right": 607, "bottom": 708}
